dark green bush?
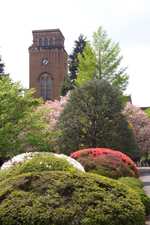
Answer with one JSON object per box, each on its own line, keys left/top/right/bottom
{"left": 118, "top": 177, "right": 150, "bottom": 216}
{"left": 0, "top": 171, "right": 145, "bottom": 225}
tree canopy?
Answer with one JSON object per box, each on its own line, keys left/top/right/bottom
{"left": 0, "top": 53, "right": 8, "bottom": 80}
{"left": 76, "top": 26, "right": 129, "bottom": 92}
{"left": 123, "top": 102, "right": 150, "bottom": 154}
{"left": 0, "top": 53, "right": 5, "bottom": 75}
{"left": 59, "top": 34, "right": 86, "bottom": 96}
{"left": 0, "top": 77, "right": 58, "bottom": 162}
{"left": 56, "top": 80, "right": 139, "bottom": 159}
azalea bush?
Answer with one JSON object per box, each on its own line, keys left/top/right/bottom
{"left": 70, "top": 148, "right": 139, "bottom": 179}
{"left": 0, "top": 152, "right": 85, "bottom": 181}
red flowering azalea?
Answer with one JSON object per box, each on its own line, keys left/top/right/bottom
{"left": 70, "top": 148, "right": 139, "bottom": 178}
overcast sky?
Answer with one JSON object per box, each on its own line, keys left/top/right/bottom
{"left": 0, "top": 0, "right": 150, "bottom": 107}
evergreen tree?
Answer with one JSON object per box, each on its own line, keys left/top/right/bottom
{"left": 0, "top": 51, "right": 9, "bottom": 80}
{"left": 59, "top": 34, "right": 86, "bottom": 96}
{"left": 0, "top": 54, "right": 5, "bottom": 79}
{"left": 56, "top": 80, "right": 140, "bottom": 160}
{"left": 76, "top": 26, "right": 129, "bottom": 92}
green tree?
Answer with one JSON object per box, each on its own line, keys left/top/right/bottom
{"left": 59, "top": 34, "right": 86, "bottom": 96}
{"left": 56, "top": 80, "right": 139, "bottom": 160}
{"left": 0, "top": 53, "right": 9, "bottom": 80}
{"left": 145, "top": 108, "right": 150, "bottom": 119}
{"left": 0, "top": 56, "right": 4, "bottom": 74}
{"left": 0, "top": 77, "right": 58, "bottom": 162}
{"left": 76, "top": 26, "right": 129, "bottom": 92}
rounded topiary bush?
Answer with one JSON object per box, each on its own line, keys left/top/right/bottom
{"left": 70, "top": 148, "right": 139, "bottom": 179}
{"left": 0, "top": 152, "right": 84, "bottom": 181}
{"left": 0, "top": 171, "right": 145, "bottom": 225}
{"left": 118, "top": 177, "right": 150, "bottom": 216}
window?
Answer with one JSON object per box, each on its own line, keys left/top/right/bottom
{"left": 41, "top": 76, "right": 51, "bottom": 99}
{"left": 41, "top": 77, "right": 45, "bottom": 99}
{"left": 46, "top": 77, "right": 50, "bottom": 99}
{"left": 44, "top": 38, "right": 48, "bottom": 46}
{"left": 39, "top": 38, "right": 42, "bottom": 46}
{"left": 50, "top": 38, "right": 53, "bottom": 45}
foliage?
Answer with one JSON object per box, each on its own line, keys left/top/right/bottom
{"left": 0, "top": 77, "right": 59, "bottom": 161}
{"left": 56, "top": 80, "right": 140, "bottom": 159}
{"left": 60, "top": 34, "right": 86, "bottom": 96}
{"left": 140, "top": 152, "right": 150, "bottom": 166}
{"left": 0, "top": 52, "right": 9, "bottom": 80}
{"left": 0, "top": 54, "right": 5, "bottom": 75}
{"left": 118, "top": 177, "right": 150, "bottom": 216}
{"left": 145, "top": 108, "right": 150, "bottom": 118}
{"left": 70, "top": 148, "right": 139, "bottom": 179}
{"left": 0, "top": 171, "right": 145, "bottom": 225}
{"left": 59, "top": 74, "right": 75, "bottom": 96}
{"left": 123, "top": 102, "right": 150, "bottom": 155}
{"left": 0, "top": 152, "right": 84, "bottom": 181}
{"left": 76, "top": 26, "right": 129, "bottom": 92}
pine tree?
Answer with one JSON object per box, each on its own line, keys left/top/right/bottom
{"left": 0, "top": 54, "right": 5, "bottom": 79}
{"left": 59, "top": 34, "right": 86, "bottom": 96}
{"left": 0, "top": 52, "right": 9, "bottom": 80}
{"left": 57, "top": 80, "right": 139, "bottom": 160}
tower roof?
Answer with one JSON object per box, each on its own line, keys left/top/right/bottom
{"left": 32, "top": 29, "right": 65, "bottom": 40}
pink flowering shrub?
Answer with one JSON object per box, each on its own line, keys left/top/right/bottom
{"left": 70, "top": 148, "right": 139, "bottom": 179}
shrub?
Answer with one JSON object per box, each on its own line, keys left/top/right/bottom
{"left": 118, "top": 177, "right": 150, "bottom": 216}
{"left": 0, "top": 152, "right": 84, "bottom": 182}
{"left": 0, "top": 171, "right": 145, "bottom": 225}
{"left": 70, "top": 148, "right": 139, "bottom": 179}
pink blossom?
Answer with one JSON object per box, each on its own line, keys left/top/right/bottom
{"left": 38, "top": 91, "right": 70, "bottom": 131}
{"left": 123, "top": 102, "right": 150, "bottom": 153}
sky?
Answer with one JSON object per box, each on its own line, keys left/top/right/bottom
{"left": 0, "top": 0, "right": 150, "bottom": 107}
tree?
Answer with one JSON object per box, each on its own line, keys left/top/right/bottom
{"left": 0, "top": 53, "right": 8, "bottom": 80}
{"left": 0, "top": 77, "right": 59, "bottom": 162}
{"left": 56, "top": 80, "right": 139, "bottom": 160}
{"left": 76, "top": 26, "right": 129, "bottom": 92}
{"left": 0, "top": 54, "right": 5, "bottom": 74}
{"left": 123, "top": 102, "right": 150, "bottom": 154}
{"left": 59, "top": 34, "right": 86, "bottom": 96}
{"left": 40, "top": 91, "right": 70, "bottom": 131}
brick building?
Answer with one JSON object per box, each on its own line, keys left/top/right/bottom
{"left": 29, "top": 29, "right": 68, "bottom": 101}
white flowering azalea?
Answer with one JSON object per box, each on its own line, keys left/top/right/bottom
{"left": 1, "top": 152, "right": 85, "bottom": 172}
{"left": 1, "top": 152, "right": 38, "bottom": 170}
{"left": 54, "top": 154, "right": 85, "bottom": 172}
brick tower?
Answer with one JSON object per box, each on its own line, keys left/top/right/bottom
{"left": 29, "top": 29, "right": 68, "bottom": 101}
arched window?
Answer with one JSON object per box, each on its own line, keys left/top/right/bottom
{"left": 41, "top": 76, "right": 51, "bottom": 99}
{"left": 41, "top": 77, "right": 45, "bottom": 99}
{"left": 46, "top": 77, "right": 50, "bottom": 99}
{"left": 50, "top": 38, "right": 53, "bottom": 45}
{"left": 39, "top": 38, "right": 42, "bottom": 46}
{"left": 44, "top": 38, "right": 48, "bottom": 46}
